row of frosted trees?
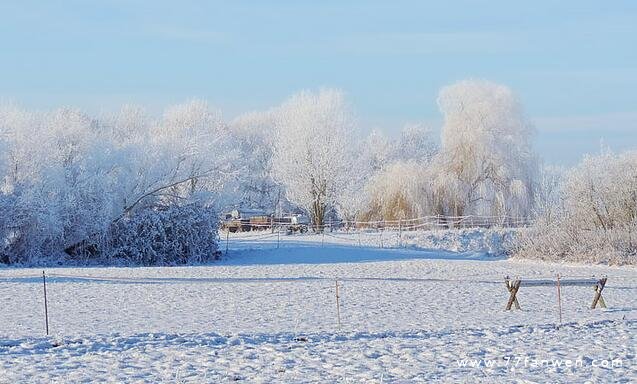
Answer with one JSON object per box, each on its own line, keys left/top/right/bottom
{"left": 0, "top": 80, "right": 555, "bottom": 265}
{"left": 267, "top": 81, "right": 537, "bottom": 228}
{"left": 1, "top": 79, "right": 634, "bottom": 265}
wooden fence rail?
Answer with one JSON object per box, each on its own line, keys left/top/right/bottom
{"left": 504, "top": 276, "right": 607, "bottom": 311}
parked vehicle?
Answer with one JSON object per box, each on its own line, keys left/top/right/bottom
{"left": 220, "top": 209, "right": 309, "bottom": 233}
{"left": 221, "top": 209, "right": 271, "bottom": 232}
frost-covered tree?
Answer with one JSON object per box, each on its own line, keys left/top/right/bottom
{"left": 533, "top": 165, "right": 565, "bottom": 221}
{"left": 71, "top": 100, "right": 232, "bottom": 258}
{"left": 364, "top": 129, "right": 392, "bottom": 172}
{"left": 519, "top": 150, "right": 637, "bottom": 264}
{"left": 434, "top": 80, "right": 537, "bottom": 219}
{"left": 356, "top": 124, "right": 437, "bottom": 221}
{"left": 0, "top": 105, "right": 99, "bottom": 262}
{"left": 362, "top": 161, "right": 424, "bottom": 221}
{"left": 334, "top": 140, "right": 373, "bottom": 224}
{"left": 147, "top": 99, "right": 232, "bottom": 204}
{"left": 560, "top": 151, "right": 637, "bottom": 232}
{"left": 227, "top": 111, "right": 280, "bottom": 210}
{"left": 272, "top": 89, "right": 356, "bottom": 230}
{"left": 394, "top": 123, "right": 437, "bottom": 163}
{"left": 0, "top": 100, "right": 232, "bottom": 265}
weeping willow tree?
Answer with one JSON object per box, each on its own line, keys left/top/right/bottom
{"left": 434, "top": 80, "right": 538, "bottom": 219}
{"left": 360, "top": 161, "right": 423, "bottom": 222}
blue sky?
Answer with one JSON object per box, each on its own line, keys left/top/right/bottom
{"left": 1, "top": 1, "right": 636, "bottom": 165}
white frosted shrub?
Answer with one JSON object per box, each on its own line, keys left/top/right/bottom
{"left": 518, "top": 151, "right": 637, "bottom": 265}
{"left": 105, "top": 203, "right": 220, "bottom": 265}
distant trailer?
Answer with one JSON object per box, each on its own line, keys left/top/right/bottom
{"left": 220, "top": 209, "right": 309, "bottom": 233}
{"left": 221, "top": 219, "right": 245, "bottom": 233}
{"left": 274, "top": 215, "right": 308, "bottom": 233}
{"left": 221, "top": 209, "right": 272, "bottom": 232}
{"left": 249, "top": 215, "right": 271, "bottom": 231}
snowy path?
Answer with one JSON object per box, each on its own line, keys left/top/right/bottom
{"left": 1, "top": 234, "right": 636, "bottom": 382}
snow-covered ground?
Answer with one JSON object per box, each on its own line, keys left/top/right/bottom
{"left": 224, "top": 227, "right": 518, "bottom": 257}
{"left": 1, "top": 231, "right": 635, "bottom": 382}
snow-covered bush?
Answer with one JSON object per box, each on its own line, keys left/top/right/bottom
{"left": 402, "top": 228, "right": 519, "bottom": 257}
{"left": 104, "top": 203, "right": 220, "bottom": 265}
{"left": 517, "top": 151, "right": 637, "bottom": 265}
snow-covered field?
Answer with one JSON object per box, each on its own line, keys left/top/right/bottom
{"left": 1, "top": 231, "right": 635, "bottom": 383}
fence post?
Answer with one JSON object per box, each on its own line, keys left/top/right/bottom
{"left": 335, "top": 279, "right": 341, "bottom": 331}
{"left": 556, "top": 274, "right": 563, "bottom": 325}
{"left": 277, "top": 227, "right": 280, "bottom": 249}
{"left": 322, "top": 227, "right": 325, "bottom": 247}
{"left": 399, "top": 219, "right": 402, "bottom": 247}
{"left": 42, "top": 271, "right": 49, "bottom": 336}
{"left": 225, "top": 230, "right": 229, "bottom": 256}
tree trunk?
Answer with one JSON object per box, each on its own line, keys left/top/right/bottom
{"left": 309, "top": 177, "right": 327, "bottom": 232}
{"left": 312, "top": 198, "right": 326, "bottom": 232}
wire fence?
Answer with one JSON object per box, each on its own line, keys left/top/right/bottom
{"left": 1, "top": 270, "right": 631, "bottom": 338}
{"left": 222, "top": 214, "right": 533, "bottom": 233}
{"left": 220, "top": 214, "right": 534, "bottom": 253}
{"left": 2, "top": 217, "right": 633, "bottom": 338}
